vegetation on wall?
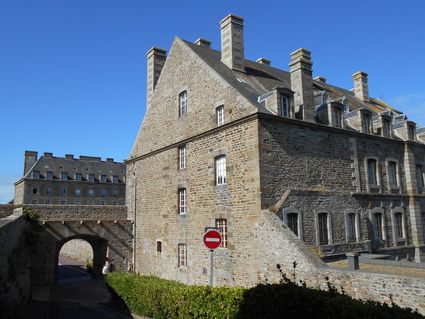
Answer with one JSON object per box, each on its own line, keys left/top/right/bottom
{"left": 106, "top": 265, "right": 423, "bottom": 319}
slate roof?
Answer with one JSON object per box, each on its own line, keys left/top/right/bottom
{"left": 183, "top": 39, "right": 401, "bottom": 117}
{"left": 22, "top": 154, "right": 125, "bottom": 183}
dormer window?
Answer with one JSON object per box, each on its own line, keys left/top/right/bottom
{"left": 61, "top": 172, "right": 68, "bottom": 180}
{"left": 75, "top": 173, "right": 82, "bottom": 181}
{"left": 46, "top": 171, "right": 53, "bottom": 180}
{"left": 362, "top": 113, "right": 371, "bottom": 134}
{"left": 179, "top": 91, "right": 188, "bottom": 116}
{"left": 331, "top": 105, "right": 343, "bottom": 128}
{"left": 32, "top": 171, "right": 40, "bottom": 179}
{"left": 279, "top": 95, "right": 289, "bottom": 117}
{"left": 382, "top": 118, "right": 391, "bottom": 137}
{"left": 88, "top": 174, "right": 95, "bottom": 182}
{"left": 408, "top": 125, "right": 416, "bottom": 141}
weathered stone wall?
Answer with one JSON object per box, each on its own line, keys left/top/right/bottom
{"left": 0, "top": 204, "right": 17, "bottom": 218}
{"left": 59, "top": 239, "right": 93, "bottom": 263}
{"left": 131, "top": 118, "right": 261, "bottom": 286}
{"left": 129, "top": 38, "right": 259, "bottom": 159}
{"left": 0, "top": 215, "right": 30, "bottom": 319}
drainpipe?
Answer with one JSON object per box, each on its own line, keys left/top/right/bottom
{"left": 132, "top": 171, "right": 137, "bottom": 272}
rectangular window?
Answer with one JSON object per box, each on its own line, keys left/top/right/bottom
{"left": 388, "top": 161, "right": 398, "bottom": 187}
{"left": 347, "top": 213, "right": 356, "bottom": 242}
{"left": 318, "top": 213, "right": 329, "bottom": 245}
{"left": 101, "top": 189, "right": 107, "bottom": 197}
{"left": 367, "top": 159, "right": 378, "bottom": 185}
{"left": 394, "top": 212, "right": 404, "bottom": 239}
{"left": 31, "top": 200, "right": 37, "bottom": 205}
{"left": 179, "top": 91, "right": 187, "bottom": 116}
{"left": 215, "top": 155, "right": 227, "bottom": 185}
{"left": 32, "top": 187, "right": 38, "bottom": 195}
{"left": 157, "top": 241, "right": 162, "bottom": 253}
{"left": 216, "top": 105, "right": 225, "bottom": 126}
{"left": 112, "top": 201, "right": 117, "bottom": 205}
{"left": 332, "top": 108, "right": 342, "bottom": 128}
{"left": 408, "top": 125, "right": 416, "bottom": 141}
{"left": 215, "top": 219, "right": 228, "bottom": 248}
{"left": 383, "top": 119, "right": 391, "bottom": 137}
{"left": 178, "top": 145, "right": 186, "bottom": 170}
{"left": 75, "top": 173, "right": 82, "bottom": 181}
{"left": 362, "top": 114, "right": 371, "bottom": 134}
{"left": 100, "top": 200, "right": 105, "bottom": 205}
{"left": 32, "top": 171, "right": 40, "bottom": 179}
{"left": 45, "top": 187, "right": 52, "bottom": 196}
{"left": 46, "top": 171, "right": 53, "bottom": 180}
{"left": 373, "top": 213, "right": 383, "bottom": 239}
{"left": 61, "top": 172, "right": 68, "bottom": 180}
{"left": 112, "top": 175, "right": 119, "bottom": 183}
{"left": 61, "top": 188, "right": 67, "bottom": 196}
{"left": 416, "top": 165, "right": 424, "bottom": 190}
{"left": 60, "top": 200, "right": 66, "bottom": 205}
{"left": 101, "top": 174, "right": 107, "bottom": 182}
{"left": 178, "top": 188, "right": 187, "bottom": 214}
{"left": 279, "top": 96, "right": 289, "bottom": 117}
{"left": 287, "top": 213, "right": 298, "bottom": 236}
{"left": 88, "top": 189, "right": 94, "bottom": 196}
{"left": 178, "top": 244, "right": 187, "bottom": 267}
{"left": 88, "top": 174, "right": 95, "bottom": 182}
{"left": 75, "top": 188, "right": 81, "bottom": 196}
{"left": 112, "top": 189, "right": 119, "bottom": 197}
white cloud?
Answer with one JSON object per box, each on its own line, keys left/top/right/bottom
{"left": 0, "top": 175, "right": 19, "bottom": 204}
{"left": 391, "top": 92, "right": 425, "bottom": 126}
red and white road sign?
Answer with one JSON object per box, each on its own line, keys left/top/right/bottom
{"left": 203, "top": 229, "right": 222, "bottom": 250}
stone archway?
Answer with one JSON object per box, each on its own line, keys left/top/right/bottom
{"left": 54, "top": 234, "right": 108, "bottom": 282}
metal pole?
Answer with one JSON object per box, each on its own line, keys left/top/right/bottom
{"left": 208, "top": 249, "right": 214, "bottom": 287}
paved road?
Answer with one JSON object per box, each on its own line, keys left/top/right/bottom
{"left": 28, "top": 255, "right": 134, "bottom": 319}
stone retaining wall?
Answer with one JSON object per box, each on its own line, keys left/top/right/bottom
{"left": 0, "top": 214, "right": 30, "bottom": 319}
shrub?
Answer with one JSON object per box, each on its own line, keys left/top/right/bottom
{"left": 106, "top": 272, "right": 423, "bottom": 319}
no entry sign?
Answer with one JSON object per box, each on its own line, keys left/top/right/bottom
{"left": 203, "top": 229, "right": 222, "bottom": 250}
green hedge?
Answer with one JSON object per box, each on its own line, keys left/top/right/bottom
{"left": 106, "top": 272, "right": 423, "bottom": 319}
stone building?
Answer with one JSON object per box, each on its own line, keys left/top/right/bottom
{"left": 126, "top": 14, "right": 425, "bottom": 286}
{"left": 15, "top": 151, "right": 126, "bottom": 206}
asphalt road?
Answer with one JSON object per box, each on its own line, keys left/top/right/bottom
{"left": 27, "top": 255, "right": 134, "bottom": 319}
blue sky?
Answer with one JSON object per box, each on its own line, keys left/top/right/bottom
{"left": 1, "top": 0, "right": 425, "bottom": 203}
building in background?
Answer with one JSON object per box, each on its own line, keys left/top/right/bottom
{"left": 126, "top": 13, "right": 425, "bottom": 286}
{"left": 15, "top": 151, "right": 125, "bottom": 206}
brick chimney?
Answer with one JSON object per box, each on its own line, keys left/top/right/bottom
{"left": 220, "top": 14, "right": 244, "bottom": 72}
{"left": 352, "top": 71, "right": 369, "bottom": 102}
{"left": 24, "top": 151, "right": 38, "bottom": 176}
{"left": 146, "top": 47, "right": 167, "bottom": 111}
{"left": 289, "top": 48, "right": 314, "bottom": 122}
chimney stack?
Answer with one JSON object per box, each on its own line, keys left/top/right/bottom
{"left": 289, "top": 48, "right": 314, "bottom": 122}
{"left": 220, "top": 14, "right": 244, "bottom": 72}
{"left": 146, "top": 47, "right": 167, "bottom": 111}
{"left": 352, "top": 71, "right": 369, "bottom": 102}
{"left": 24, "top": 151, "right": 38, "bottom": 176}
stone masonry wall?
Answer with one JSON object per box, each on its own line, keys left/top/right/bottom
{"left": 59, "top": 239, "right": 93, "bottom": 263}
{"left": 132, "top": 118, "right": 261, "bottom": 286}
{"left": 0, "top": 214, "right": 30, "bottom": 319}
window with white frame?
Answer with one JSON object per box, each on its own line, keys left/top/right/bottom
{"left": 394, "top": 212, "right": 404, "bottom": 239}
{"left": 318, "top": 213, "right": 329, "bottom": 245}
{"left": 416, "top": 165, "right": 424, "bottom": 190}
{"left": 388, "top": 161, "right": 398, "bottom": 187}
{"left": 215, "top": 155, "right": 227, "bottom": 185}
{"left": 372, "top": 213, "right": 383, "bottom": 240}
{"left": 179, "top": 91, "right": 187, "bottom": 116}
{"left": 216, "top": 105, "right": 225, "bottom": 126}
{"left": 178, "top": 243, "right": 187, "bottom": 267}
{"left": 367, "top": 159, "right": 378, "bottom": 186}
{"left": 178, "top": 188, "right": 187, "bottom": 214}
{"left": 178, "top": 145, "right": 186, "bottom": 170}
{"left": 346, "top": 213, "right": 357, "bottom": 242}
{"left": 215, "top": 219, "right": 228, "bottom": 248}
{"left": 279, "top": 95, "right": 289, "bottom": 117}
{"left": 287, "top": 213, "right": 298, "bottom": 236}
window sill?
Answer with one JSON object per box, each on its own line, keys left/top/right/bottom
{"left": 178, "top": 213, "right": 187, "bottom": 217}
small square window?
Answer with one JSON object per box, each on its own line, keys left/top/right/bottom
{"left": 32, "top": 187, "right": 38, "bottom": 195}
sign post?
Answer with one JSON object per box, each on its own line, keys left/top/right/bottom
{"left": 203, "top": 228, "right": 222, "bottom": 287}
